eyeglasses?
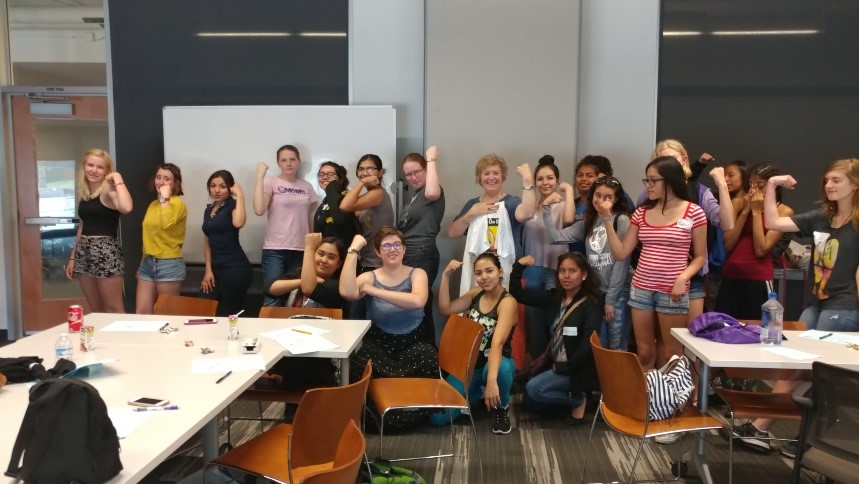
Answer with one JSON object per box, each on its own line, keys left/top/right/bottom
{"left": 404, "top": 168, "right": 425, "bottom": 179}
{"left": 357, "top": 166, "right": 379, "bottom": 173}
{"left": 641, "top": 177, "right": 665, "bottom": 187}
{"left": 317, "top": 171, "right": 337, "bottom": 179}
{"left": 380, "top": 242, "right": 403, "bottom": 252}
{"left": 594, "top": 176, "right": 621, "bottom": 187}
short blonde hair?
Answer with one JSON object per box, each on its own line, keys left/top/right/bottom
{"left": 474, "top": 153, "right": 508, "bottom": 184}
{"left": 77, "top": 148, "right": 114, "bottom": 201}
{"left": 652, "top": 139, "right": 692, "bottom": 178}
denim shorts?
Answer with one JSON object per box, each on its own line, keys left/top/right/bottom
{"left": 137, "top": 256, "right": 186, "bottom": 282}
{"left": 688, "top": 275, "right": 706, "bottom": 299}
{"left": 628, "top": 286, "right": 689, "bottom": 315}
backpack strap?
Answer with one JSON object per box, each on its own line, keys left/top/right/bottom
{"left": 5, "top": 379, "right": 70, "bottom": 478}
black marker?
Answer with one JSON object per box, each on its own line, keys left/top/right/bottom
{"left": 215, "top": 371, "right": 232, "bottom": 384}
{"left": 820, "top": 333, "right": 834, "bottom": 340}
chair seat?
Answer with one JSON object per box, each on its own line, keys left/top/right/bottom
{"left": 214, "top": 423, "right": 294, "bottom": 482}
{"left": 715, "top": 387, "right": 802, "bottom": 421}
{"left": 369, "top": 377, "right": 468, "bottom": 412}
{"left": 802, "top": 447, "right": 859, "bottom": 482}
{"left": 601, "top": 403, "right": 722, "bottom": 439}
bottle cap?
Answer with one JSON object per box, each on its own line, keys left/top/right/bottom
{"left": 769, "top": 292, "right": 777, "bottom": 299}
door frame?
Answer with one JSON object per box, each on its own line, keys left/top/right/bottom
{"left": 1, "top": 86, "right": 108, "bottom": 338}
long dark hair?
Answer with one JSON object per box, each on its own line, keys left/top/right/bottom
{"left": 320, "top": 161, "right": 350, "bottom": 188}
{"left": 726, "top": 160, "right": 749, "bottom": 196}
{"left": 640, "top": 156, "right": 690, "bottom": 212}
{"left": 583, "top": 176, "right": 631, "bottom": 236}
{"left": 749, "top": 162, "right": 782, "bottom": 203}
{"left": 555, "top": 252, "right": 603, "bottom": 302}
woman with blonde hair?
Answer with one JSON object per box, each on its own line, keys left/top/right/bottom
{"left": 448, "top": 154, "right": 535, "bottom": 292}
{"left": 65, "top": 148, "right": 132, "bottom": 313}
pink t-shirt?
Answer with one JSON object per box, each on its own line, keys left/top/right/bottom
{"left": 631, "top": 202, "right": 706, "bottom": 293}
{"left": 262, "top": 177, "right": 319, "bottom": 250}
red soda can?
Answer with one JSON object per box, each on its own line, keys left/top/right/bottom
{"left": 68, "top": 305, "right": 83, "bottom": 332}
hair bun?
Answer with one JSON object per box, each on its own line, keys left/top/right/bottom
{"left": 538, "top": 155, "right": 555, "bottom": 166}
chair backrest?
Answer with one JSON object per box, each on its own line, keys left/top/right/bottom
{"left": 289, "top": 361, "right": 372, "bottom": 470}
{"left": 258, "top": 306, "right": 343, "bottom": 320}
{"left": 589, "top": 332, "right": 649, "bottom": 421}
{"left": 738, "top": 319, "right": 807, "bottom": 330}
{"left": 438, "top": 314, "right": 484, "bottom": 385}
{"left": 805, "top": 362, "right": 859, "bottom": 462}
{"left": 299, "top": 420, "right": 365, "bottom": 484}
{"left": 152, "top": 294, "right": 218, "bottom": 317}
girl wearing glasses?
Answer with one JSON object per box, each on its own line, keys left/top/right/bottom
{"left": 253, "top": 145, "right": 319, "bottom": 307}
{"left": 544, "top": 176, "right": 633, "bottom": 350}
{"left": 200, "top": 170, "right": 252, "bottom": 316}
{"left": 598, "top": 156, "right": 707, "bottom": 371}
{"left": 312, "top": 161, "right": 359, "bottom": 245}
{"left": 340, "top": 228, "right": 437, "bottom": 427}
{"left": 398, "top": 146, "right": 445, "bottom": 343}
{"left": 340, "top": 154, "right": 395, "bottom": 272}
{"left": 520, "top": 156, "right": 575, "bottom": 358}
{"left": 66, "top": 149, "right": 132, "bottom": 313}
{"left": 435, "top": 251, "right": 518, "bottom": 434}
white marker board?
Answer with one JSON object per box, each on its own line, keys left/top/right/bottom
{"left": 163, "top": 105, "right": 397, "bottom": 264}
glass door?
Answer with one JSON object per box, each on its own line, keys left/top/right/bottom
{"left": 10, "top": 94, "right": 109, "bottom": 332}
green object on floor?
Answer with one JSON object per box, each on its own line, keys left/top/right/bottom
{"left": 359, "top": 458, "right": 428, "bottom": 484}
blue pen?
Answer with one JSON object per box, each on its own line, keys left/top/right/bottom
{"left": 133, "top": 405, "right": 179, "bottom": 412}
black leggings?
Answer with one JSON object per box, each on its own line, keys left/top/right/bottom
{"left": 209, "top": 263, "right": 253, "bottom": 316}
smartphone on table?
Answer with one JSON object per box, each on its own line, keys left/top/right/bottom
{"left": 128, "top": 397, "right": 169, "bottom": 407}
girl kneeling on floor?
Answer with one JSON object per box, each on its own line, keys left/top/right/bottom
{"left": 434, "top": 251, "right": 518, "bottom": 435}
{"left": 511, "top": 252, "right": 603, "bottom": 425}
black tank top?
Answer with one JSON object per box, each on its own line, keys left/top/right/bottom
{"left": 78, "top": 197, "right": 120, "bottom": 236}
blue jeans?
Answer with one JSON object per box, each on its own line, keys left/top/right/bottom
{"left": 523, "top": 265, "right": 557, "bottom": 358}
{"left": 603, "top": 292, "right": 630, "bottom": 350}
{"left": 800, "top": 306, "right": 859, "bottom": 331}
{"left": 429, "top": 356, "right": 516, "bottom": 426}
{"left": 261, "top": 249, "right": 304, "bottom": 307}
{"left": 522, "top": 368, "right": 583, "bottom": 411}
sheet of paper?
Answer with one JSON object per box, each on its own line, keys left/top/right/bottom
{"left": 762, "top": 346, "right": 821, "bottom": 360}
{"left": 272, "top": 332, "right": 339, "bottom": 355}
{"left": 798, "top": 330, "right": 859, "bottom": 345}
{"left": 102, "top": 320, "right": 169, "bottom": 332}
{"left": 190, "top": 354, "right": 266, "bottom": 374}
{"left": 287, "top": 324, "right": 330, "bottom": 335}
{"left": 107, "top": 408, "right": 149, "bottom": 439}
{"left": 259, "top": 324, "right": 329, "bottom": 341}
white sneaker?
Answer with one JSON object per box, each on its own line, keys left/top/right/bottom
{"left": 654, "top": 433, "right": 681, "bottom": 445}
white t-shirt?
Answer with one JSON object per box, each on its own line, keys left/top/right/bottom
{"left": 262, "top": 177, "right": 319, "bottom": 250}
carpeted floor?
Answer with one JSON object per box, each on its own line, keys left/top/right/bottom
{"left": 141, "top": 384, "right": 823, "bottom": 483}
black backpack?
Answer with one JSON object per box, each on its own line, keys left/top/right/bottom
{"left": 5, "top": 378, "right": 123, "bottom": 483}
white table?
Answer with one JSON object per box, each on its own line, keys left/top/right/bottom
{"left": 671, "top": 328, "right": 859, "bottom": 484}
{"left": 0, "top": 313, "right": 369, "bottom": 484}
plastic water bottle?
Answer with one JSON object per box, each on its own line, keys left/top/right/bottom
{"left": 227, "top": 314, "right": 239, "bottom": 341}
{"left": 761, "top": 292, "right": 784, "bottom": 346}
{"left": 55, "top": 332, "right": 73, "bottom": 359}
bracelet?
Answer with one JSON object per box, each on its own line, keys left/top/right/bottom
{"left": 601, "top": 217, "right": 613, "bottom": 223}
{"left": 115, "top": 182, "right": 125, "bottom": 187}
{"left": 523, "top": 185, "right": 534, "bottom": 190}
{"left": 428, "top": 158, "right": 437, "bottom": 162}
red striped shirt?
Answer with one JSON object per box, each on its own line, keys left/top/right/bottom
{"left": 631, "top": 202, "right": 707, "bottom": 293}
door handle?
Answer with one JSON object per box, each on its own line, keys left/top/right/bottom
{"left": 24, "top": 217, "right": 80, "bottom": 226}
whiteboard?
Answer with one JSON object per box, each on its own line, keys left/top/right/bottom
{"left": 163, "top": 105, "right": 397, "bottom": 264}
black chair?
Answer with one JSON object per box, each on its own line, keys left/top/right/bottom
{"left": 792, "top": 361, "right": 859, "bottom": 483}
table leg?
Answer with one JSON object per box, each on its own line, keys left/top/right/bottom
{"left": 340, "top": 357, "right": 350, "bottom": 386}
{"left": 202, "top": 417, "right": 218, "bottom": 462}
{"left": 686, "top": 361, "right": 714, "bottom": 484}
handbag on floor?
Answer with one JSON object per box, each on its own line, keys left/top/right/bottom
{"left": 645, "top": 355, "right": 695, "bottom": 420}
{"left": 359, "top": 458, "right": 427, "bottom": 484}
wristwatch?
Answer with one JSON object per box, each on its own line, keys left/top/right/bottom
{"left": 347, "top": 247, "right": 360, "bottom": 255}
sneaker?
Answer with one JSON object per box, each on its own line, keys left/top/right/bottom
{"left": 654, "top": 433, "right": 681, "bottom": 445}
{"left": 732, "top": 422, "right": 772, "bottom": 452}
{"left": 492, "top": 406, "right": 511, "bottom": 434}
{"left": 779, "top": 439, "right": 810, "bottom": 459}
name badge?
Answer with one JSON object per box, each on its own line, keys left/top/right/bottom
{"left": 563, "top": 327, "right": 578, "bottom": 337}
{"left": 676, "top": 218, "right": 693, "bottom": 230}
